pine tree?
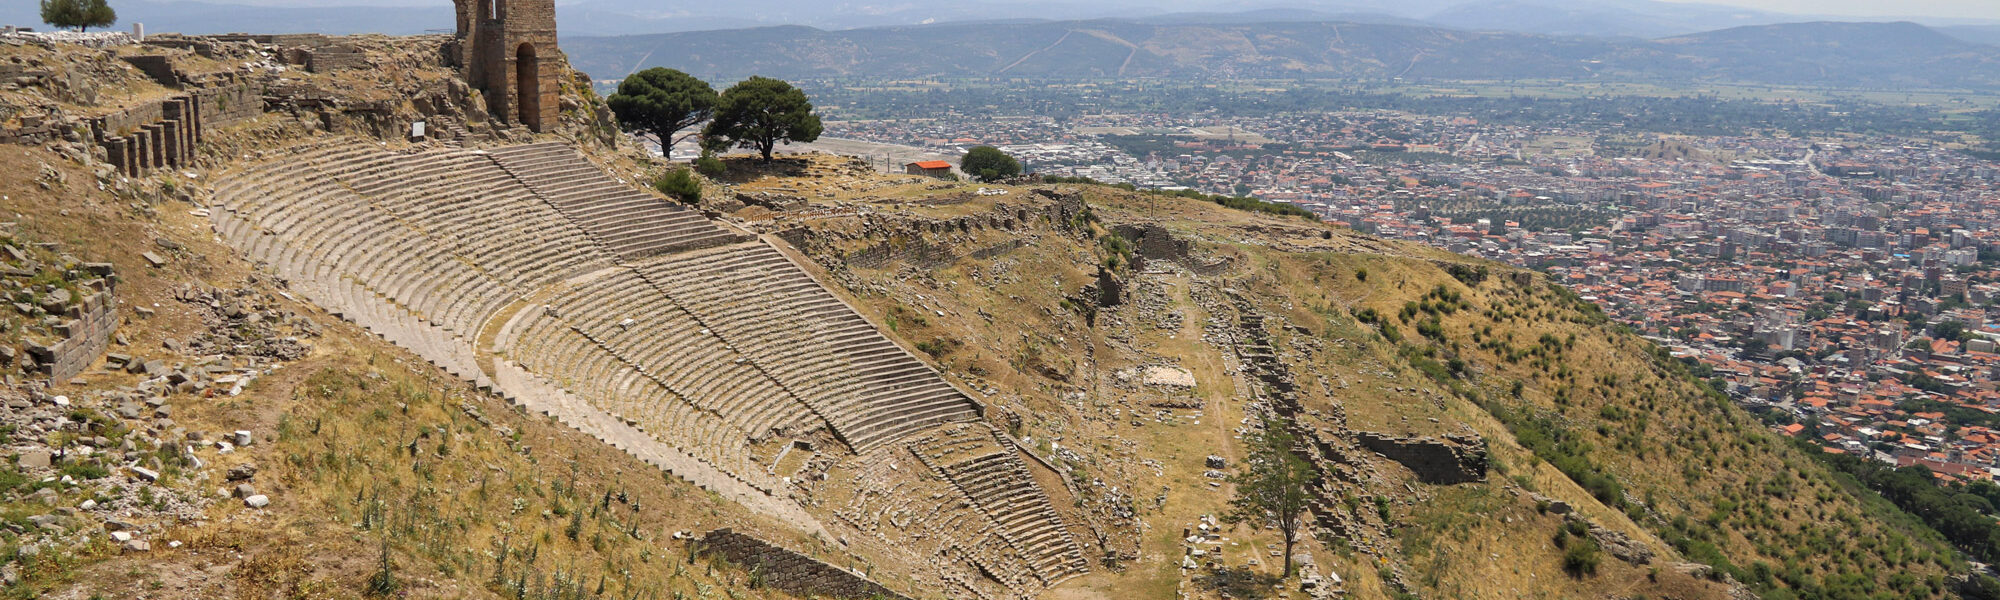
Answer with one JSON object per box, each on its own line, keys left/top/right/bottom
{"left": 702, "top": 77, "right": 822, "bottom": 163}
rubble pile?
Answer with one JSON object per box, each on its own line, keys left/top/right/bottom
{"left": 0, "top": 268, "right": 315, "bottom": 585}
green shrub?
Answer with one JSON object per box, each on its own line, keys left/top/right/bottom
{"left": 61, "top": 462, "right": 110, "bottom": 480}
{"left": 916, "top": 337, "right": 962, "bottom": 358}
{"left": 694, "top": 152, "right": 726, "bottom": 177}
{"left": 654, "top": 169, "right": 702, "bottom": 203}
{"left": 0, "top": 466, "right": 32, "bottom": 496}
{"left": 1561, "top": 533, "right": 1601, "bottom": 576}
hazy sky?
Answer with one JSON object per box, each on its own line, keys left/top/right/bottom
{"left": 1659, "top": 0, "right": 2000, "bottom": 19}
{"left": 212, "top": 0, "right": 2000, "bottom": 21}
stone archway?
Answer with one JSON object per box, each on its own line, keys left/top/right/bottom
{"left": 515, "top": 42, "right": 540, "bottom": 132}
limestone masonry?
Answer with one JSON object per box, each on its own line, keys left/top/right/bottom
{"left": 698, "top": 529, "right": 914, "bottom": 600}
{"left": 452, "top": 0, "right": 559, "bottom": 132}
{"left": 25, "top": 266, "right": 117, "bottom": 383}
{"left": 207, "top": 139, "right": 1084, "bottom": 598}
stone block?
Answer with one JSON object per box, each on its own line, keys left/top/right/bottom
{"left": 16, "top": 450, "right": 51, "bottom": 469}
{"left": 698, "top": 529, "right": 910, "bottom": 600}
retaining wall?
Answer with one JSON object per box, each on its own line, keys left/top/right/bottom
{"left": 1355, "top": 432, "right": 1488, "bottom": 485}
{"left": 699, "top": 529, "right": 911, "bottom": 600}
{"left": 25, "top": 277, "right": 117, "bottom": 382}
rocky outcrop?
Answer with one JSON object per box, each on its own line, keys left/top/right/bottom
{"left": 1568, "top": 515, "right": 1656, "bottom": 565}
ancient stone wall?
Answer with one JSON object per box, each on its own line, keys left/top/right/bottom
{"left": 1111, "top": 223, "right": 1192, "bottom": 268}
{"left": 121, "top": 55, "right": 179, "bottom": 87}
{"left": 198, "top": 83, "right": 263, "bottom": 126}
{"left": 0, "top": 113, "right": 65, "bottom": 146}
{"left": 305, "top": 47, "right": 367, "bottom": 73}
{"left": 86, "top": 81, "right": 256, "bottom": 177}
{"left": 1355, "top": 432, "right": 1487, "bottom": 485}
{"left": 788, "top": 201, "right": 1047, "bottom": 270}
{"left": 93, "top": 94, "right": 198, "bottom": 177}
{"left": 95, "top": 100, "right": 167, "bottom": 137}
{"left": 698, "top": 529, "right": 912, "bottom": 600}
{"left": 453, "top": 0, "right": 558, "bottom": 132}
{"left": 25, "top": 273, "right": 118, "bottom": 382}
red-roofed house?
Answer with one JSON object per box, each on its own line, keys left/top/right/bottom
{"left": 906, "top": 161, "right": 953, "bottom": 178}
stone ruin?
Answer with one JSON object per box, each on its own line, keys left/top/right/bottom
{"left": 88, "top": 85, "right": 260, "bottom": 177}
{"left": 1354, "top": 432, "right": 1488, "bottom": 485}
{"left": 449, "top": 0, "right": 559, "bottom": 132}
{"left": 4, "top": 9, "right": 1090, "bottom": 595}
{"left": 206, "top": 34, "right": 368, "bottom": 73}
{"left": 85, "top": 47, "right": 265, "bottom": 176}
{"left": 206, "top": 140, "right": 1087, "bottom": 598}
{"left": 1111, "top": 223, "right": 1193, "bottom": 269}
{"left": 23, "top": 264, "right": 117, "bottom": 383}
{"left": 773, "top": 188, "right": 1090, "bottom": 274}
{"left": 697, "top": 529, "right": 912, "bottom": 600}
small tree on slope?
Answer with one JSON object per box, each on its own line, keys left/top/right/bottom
{"left": 961, "top": 145, "right": 1022, "bottom": 183}
{"left": 1224, "top": 415, "right": 1317, "bottom": 578}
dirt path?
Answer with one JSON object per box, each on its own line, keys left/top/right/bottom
{"left": 998, "top": 29, "right": 1075, "bottom": 75}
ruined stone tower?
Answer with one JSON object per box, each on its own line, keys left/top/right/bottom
{"left": 452, "top": 0, "right": 558, "bottom": 132}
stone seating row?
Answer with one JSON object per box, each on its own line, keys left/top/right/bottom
{"left": 209, "top": 206, "right": 491, "bottom": 391}
{"left": 545, "top": 269, "right": 817, "bottom": 440}
{"left": 832, "top": 452, "right": 1038, "bottom": 592}
{"left": 487, "top": 143, "right": 742, "bottom": 260}
{"left": 207, "top": 141, "right": 824, "bottom": 517}
{"left": 506, "top": 306, "right": 776, "bottom": 487}
{"left": 211, "top": 143, "right": 627, "bottom": 340}
{"left": 635, "top": 242, "right": 981, "bottom": 451}
{"left": 335, "top": 149, "right": 612, "bottom": 294}
{"left": 227, "top": 142, "right": 977, "bottom": 456}
{"left": 934, "top": 450, "right": 1091, "bottom": 585}
{"left": 213, "top": 154, "right": 515, "bottom": 339}
{"left": 489, "top": 359, "right": 820, "bottom": 531}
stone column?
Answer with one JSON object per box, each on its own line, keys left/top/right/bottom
{"left": 143, "top": 124, "right": 166, "bottom": 171}
{"left": 132, "top": 130, "right": 152, "bottom": 172}
{"left": 104, "top": 138, "right": 129, "bottom": 177}
{"left": 159, "top": 120, "right": 181, "bottom": 168}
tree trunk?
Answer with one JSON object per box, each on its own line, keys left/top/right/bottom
{"left": 1282, "top": 530, "right": 1295, "bottom": 577}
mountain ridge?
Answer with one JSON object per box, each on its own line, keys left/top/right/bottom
{"left": 564, "top": 19, "right": 2000, "bottom": 89}
{"left": 6, "top": 0, "right": 1997, "bottom": 44}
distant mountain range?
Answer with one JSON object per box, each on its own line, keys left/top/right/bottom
{"left": 4, "top": 0, "right": 1998, "bottom": 41}
{"left": 1943, "top": 25, "right": 2000, "bottom": 46}
{"left": 563, "top": 19, "right": 2000, "bottom": 89}
{"left": 5, "top": 1, "right": 2000, "bottom": 90}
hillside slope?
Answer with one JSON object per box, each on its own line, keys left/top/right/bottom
{"left": 0, "top": 32, "right": 1974, "bottom": 600}
{"left": 711, "top": 157, "right": 1963, "bottom": 599}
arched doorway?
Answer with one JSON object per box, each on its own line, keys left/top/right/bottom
{"left": 515, "top": 43, "right": 540, "bottom": 132}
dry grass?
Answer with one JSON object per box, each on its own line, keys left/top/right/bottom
{"left": 58, "top": 326, "right": 808, "bottom": 600}
{"left": 832, "top": 177, "right": 1959, "bottom": 599}
{"left": 1, "top": 82, "right": 1956, "bottom": 600}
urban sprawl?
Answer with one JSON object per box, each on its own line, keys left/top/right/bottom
{"left": 826, "top": 107, "right": 2000, "bottom": 482}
